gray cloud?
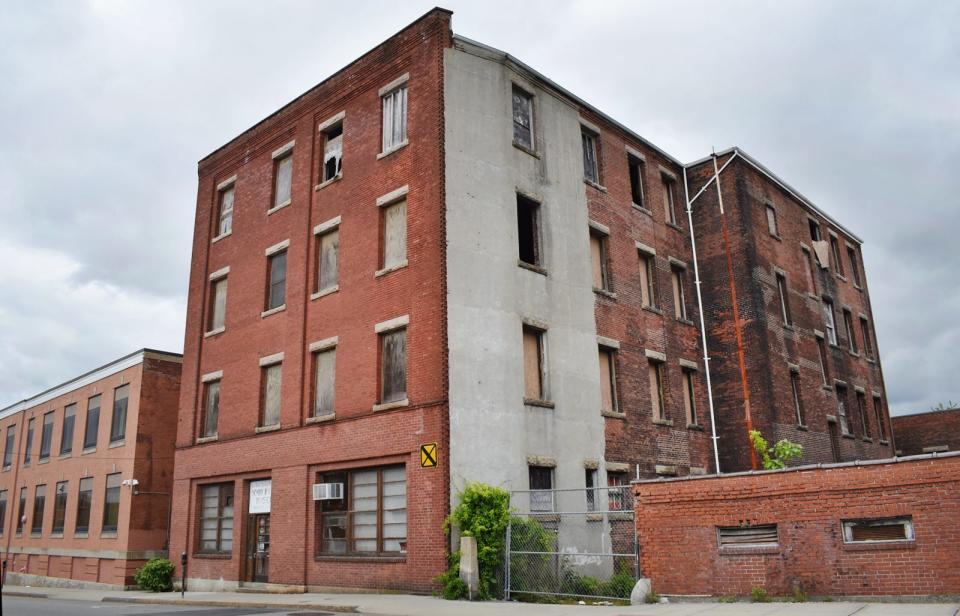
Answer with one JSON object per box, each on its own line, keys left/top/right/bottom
{"left": 1, "top": 0, "right": 956, "bottom": 414}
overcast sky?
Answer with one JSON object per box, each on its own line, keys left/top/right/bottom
{"left": 1, "top": 0, "right": 957, "bottom": 415}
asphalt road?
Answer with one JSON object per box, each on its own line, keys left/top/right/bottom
{"left": 1, "top": 596, "right": 337, "bottom": 616}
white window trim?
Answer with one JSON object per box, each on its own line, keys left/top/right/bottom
{"left": 271, "top": 140, "right": 295, "bottom": 160}
{"left": 376, "top": 185, "right": 409, "bottom": 207}
{"left": 309, "top": 336, "right": 338, "bottom": 353}
{"left": 375, "top": 314, "right": 409, "bottom": 334}
{"left": 579, "top": 118, "right": 601, "bottom": 135}
{"left": 216, "top": 175, "right": 237, "bottom": 191}
{"left": 201, "top": 370, "right": 223, "bottom": 383}
{"left": 318, "top": 111, "right": 345, "bottom": 133}
{"left": 258, "top": 352, "right": 284, "bottom": 367}
{"left": 209, "top": 266, "right": 230, "bottom": 281}
{"left": 378, "top": 73, "right": 409, "bottom": 96}
{"left": 313, "top": 215, "right": 341, "bottom": 236}
{"left": 265, "top": 239, "right": 290, "bottom": 256}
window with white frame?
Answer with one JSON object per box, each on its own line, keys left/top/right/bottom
{"left": 842, "top": 517, "right": 913, "bottom": 543}
{"left": 217, "top": 184, "right": 234, "bottom": 237}
{"left": 381, "top": 85, "right": 407, "bottom": 152}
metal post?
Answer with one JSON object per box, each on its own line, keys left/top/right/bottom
{"left": 504, "top": 512, "right": 512, "bottom": 599}
{"left": 180, "top": 552, "right": 187, "bottom": 597}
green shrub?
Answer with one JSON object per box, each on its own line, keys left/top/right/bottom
{"left": 645, "top": 590, "right": 661, "bottom": 604}
{"left": 750, "top": 586, "right": 771, "bottom": 603}
{"left": 749, "top": 430, "right": 803, "bottom": 470}
{"left": 792, "top": 587, "right": 808, "bottom": 603}
{"left": 134, "top": 558, "right": 174, "bottom": 592}
{"left": 601, "top": 569, "right": 637, "bottom": 599}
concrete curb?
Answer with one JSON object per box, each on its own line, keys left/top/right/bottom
{"left": 101, "top": 595, "right": 360, "bottom": 612}
{"left": 2, "top": 590, "right": 50, "bottom": 599}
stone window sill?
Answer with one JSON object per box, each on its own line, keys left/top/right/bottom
{"left": 666, "top": 222, "right": 684, "bottom": 233}
{"left": 75, "top": 532, "right": 89, "bottom": 538}
{"left": 82, "top": 447, "right": 97, "bottom": 455}
{"left": 108, "top": 440, "right": 125, "bottom": 449}
{"left": 315, "top": 174, "right": 342, "bottom": 192}
{"left": 377, "top": 140, "right": 409, "bottom": 160}
{"left": 601, "top": 410, "right": 625, "bottom": 419}
{"left": 59, "top": 452, "right": 72, "bottom": 459}
{"left": 807, "top": 292, "right": 820, "bottom": 300}
{"left": 38, "top": 458, "right": 50, "bottom": 465}
{"left": 267, "top": 200, "right": 291, "bottom": 216}
{"left": 879, "top": 440, "right": 890, "bottom": 446}
{"left": 373, "top": 399, "right": 409, "bottom": 412}
{"left": 796, "top": 424, "right": 809, "bottom": 431}
{"left": 593, "top": 288, "right": 617, "bottom": 300}
{"left": 687, "top": 423, "right": 704, "bottom": 431}
{"left": 194, "top": 552, "right": 232, "bottom": 560}
{"left": 642, "top": 305, "right": 663, "bottom": 316}
{"left": 653, "top": 418, "right": 674, "bottom": 427}
{"left": 841, "top": 433, "right": 856, "bottom": 440}
{"left": 306, "top": 414, "right": 336, "bottom": 424}
{"left": 677, "top": 318, "right": 696, "bottom": 327}
{"left": 584, "top": 178, "right": 607, "bottom": 193}
{"left": 261, "top": 304, "right": 286, "bottom": 319}
{"left": 196, "top": 435, "right": 218, "bottom": 444}
{"left": 848, "top": 350, "right": 860, "bottom": 358}
{"left": 204, "top": 327, "right": 225, "bottom": 338}
{"left": 512, "top": 141, "right": 540, "bottom": 158}
{"left": 255, "top": 424, "right": 281, "bottom": 434}
{"left": 376, "top": 261, "right": 408, "bottom": 278}
{"left": 524, "top": 398, "right": 555, "bottom": 409}
{"left": 211, "top": 231, "right": 232, "bottom": 245}
{"left": 863, "top": 437, "right": 873, "bottom": 443}
{"left": 101, "top": 531, "right": 118, "bottom": 539}
{"left": 843, "top": 540, "right": 915, "bottom": 552}
{"left": 50, "top": 533, "right": 64, "bottom": 539}
{"left": 311, "top": 285, "right": 339, "bottom": 301}
{"left": 835, "top": 273, "right": 847, "bottom": 282}
{"left": 632, "top": 205, "right": 653, "bottom": 217}
{"left": 517, "top": 260, "right": 548, "bottom": 276}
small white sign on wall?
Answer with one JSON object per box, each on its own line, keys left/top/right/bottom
{"left": 249, "top": 479, "right": 272, "bottom": 514}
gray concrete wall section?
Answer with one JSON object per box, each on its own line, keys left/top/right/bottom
{"left": 443, "top": 44, "right": 607, "bottom": 504}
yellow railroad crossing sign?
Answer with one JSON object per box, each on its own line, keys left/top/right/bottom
{"left": 420, "top": 443, "right": 438, "bottom": 468}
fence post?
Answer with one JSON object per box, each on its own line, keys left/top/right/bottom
{"left": 504, "top": 515, "right": 512, "bottom": 600}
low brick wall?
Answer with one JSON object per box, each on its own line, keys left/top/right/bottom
{"left": 634, "top": 453, "right": 960, "bottom": 598}
{"left": 893, "top": 408, "right": 960, "bottom": 455}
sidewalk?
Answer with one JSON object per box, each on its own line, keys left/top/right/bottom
{"left": 3, "top": 584, "right": 959, "bottom": 615}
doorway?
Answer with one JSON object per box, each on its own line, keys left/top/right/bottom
{"left": 245, "top": 513, "right": 270, "bottom": 583}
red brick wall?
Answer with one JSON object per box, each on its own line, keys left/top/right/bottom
{"left": 170, "top": 8, "right": 452, "bottom": 592}
{"left": 893, "top": 409, "right": 960, "bottom": 455}
{"left": 634, "top": 454, "right": 960, "bottom": 597}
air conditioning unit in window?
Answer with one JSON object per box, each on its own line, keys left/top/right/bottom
{"left": 312, "top": 483, "right": 344, "bottom": 501}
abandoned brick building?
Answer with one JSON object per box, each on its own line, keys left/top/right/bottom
{"left": 0, "top": 349, "right": 182, "bottom": 588}
{"left": 892, "top": 407, "right": 960, "bottom": 456}
{"left": 169, "top": 8, "right": 892, "bottom": 591}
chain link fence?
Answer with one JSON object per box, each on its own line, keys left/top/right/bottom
{"left": 505, "top": 485, "right": 638, "bottom": 602}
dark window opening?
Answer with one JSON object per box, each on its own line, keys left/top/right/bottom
{"left": 517, "top": 195, "right": 541, "bottom": 267}
{"left": 628, "top": 155, "right": 644, "bottom": 207}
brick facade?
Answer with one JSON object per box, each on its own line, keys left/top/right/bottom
{"left": 893, "top": 408, "right": 960, "bottom": 455}
{"left": 0, "top": 350, "right": 182, "bottom": 588}
{"left": 634, "top": 453, "right": 960, "bottom": 598}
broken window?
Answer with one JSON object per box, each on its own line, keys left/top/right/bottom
{"left": 809, "top": 219, "right": 822, "bottom": 242}
{"left": 842, "top": 517, "right": 913, "bottom": 543}
{"left": 589, "top": 230, "right": 610, "bottom": 291}
{"left": 836, "top": 384, "right": 851, "bottom": 435}
{"left": 381, "top": 199, "right": 407, "bottom": 270}
{"left": 208, "top": 276, "right": 227, "bottom": 332}
{"left": 266, "top": 250, "right": 287, "bottom": 311}
{"left": 110, "top": 384, "right": 129, "bottom": 444}
{"left": 83, "top": 395, "right": 100, "bottom": 450}
{"left": 842, "top": 308, "right": 858, "bottom": 353}
{"left": 202, "top": 380, "right": 220, "bottom": 438}
{"left": 102, "top": 473, "right": 121, "bottom": 533}
{"left": 313, "top": 348, "right": 336, "bottom": 417}
{"left": 639, "top": 250, "right": 658, "bottom": 308}
{"left": 802, "top": 246, "right": 817, "bottom": 295}
{"left": 322, "top": 123, "right": 343, "bottom": 182}
{"left": 860, "top": 317, "right": 874, "bottom": 360}
{"left": 517, "top": 194, "right": 541, "bottom": 267}
{"left": 829, "top": 234, "right": 844, "bottom": 276}
{"left": 823, "top": 298, "right": 837, "bottom": 345}
{"left": 718, "top": 524, "right": 778, "bottom": 547}
{"left": 60, "top": 404, "right": 75, "bottom": 456}
{"left": 380, "top": 328, "right": 407, "bottom": 404}
{"left": 776, "top": 272, "right": 792, "bottom": 326}
{"left": 199, "top": 483, "right": 234, "bottom": 553}
{"left": 672, "top": 265, "right": 687, "bottom": 320}
{"left": 523, "top": 325, "right": 546, "bottom": 402}
{"left": 598, "top": 346, "right": 617, "bottom": 414}
{"left": 766, "top": 205, "right": 778, "bottom": 236}
{"left": 662, "top": 174, "right": 678, "bottom": 225}
{"left": 39, "top": 411, "right": 54, "bottom": 461}
{"left": 791, "top": 370, "right": 805, "bottom": 426}
{"left": 528, "top": 465, "right": 554, "bottom": 512}
{"left": 648, "top": 359, "right": 666, "bottom": 421}
{"left": 581, "top": 130, "right": 599, "bottom": 184}
{"left": 817, "top": 335, "right": 831, "bottom": 385}
{"left": 272, "top": 152, "right": 293, "bottom": 209}
{"left": 847, "top": 246, "right": 862, "bottom": 287}
{"left": 217, "top": 185, "right": 234, "bottom": 237}
{"left": 31, "top": 484, "right": 46, "bottom": 535}
{"left": 856, "top": 390, "right": 869, "bottom": 436}
{"left": 628, "top": 154, "right": 645, "bottom": 208}
{"left": 584, "top": 468, "right": 598, "bottom": 512}
{"left": 381, "top": 85, "right": 407, "bottom": 152}
{"left": 512, "top": 86, "right": 534, "bottom": 149}
{"left": 260, "top": 362, "right": 282, "bottom": 427}
{"left": 318, "top": 229, "right": 339, "bottom": 292}
{"left": 873, "top": 395, "right": 886, "bottom": 441}
{"left": 75, "top": 478, "right": 92, "bottom": 534}
{"left": 682, "top": 367, "right": 697, "bottom": 426}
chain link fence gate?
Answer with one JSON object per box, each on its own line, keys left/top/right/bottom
{"left": 505, "top": 485, "right": 638, "bottom": 602}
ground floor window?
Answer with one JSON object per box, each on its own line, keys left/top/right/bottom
{"left": 316, "top": 465, "right": 406, "bottom": 556}
{"left": 198, "top": 482, "right": 235, "bottom": 554}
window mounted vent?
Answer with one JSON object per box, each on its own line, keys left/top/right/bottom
{"left": 312, "top": 482, "right": 344, "bottom": 501}
{"left": 717, "top": 524, "right": 778, "bottom": 547}
{"left": 842, "top": 517, "right": 913, "bottom": 543}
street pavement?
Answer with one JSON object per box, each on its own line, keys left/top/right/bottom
{"left": 2, "top": 585, "right": 958, "bottom": 616}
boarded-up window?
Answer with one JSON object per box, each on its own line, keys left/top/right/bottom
{"left": 628, "top": 154, "right": 644, "bottom": 207}
{"left": 598, "top": 347, "right": 617, "bottom": 413}
{"left": 848, "top": 246, "right": 862, "bottom": 287}
{"left": 380, "top": 329, "right": 407, "bottom": 403}
{"left": 639, "top": 251, "right": 657, "bottom": 308}
{"left": 314, "top": 349, "right": 336, "bottom": 417}
{"left": 581, "top": 130, "right": 599, "bottom": 184}
{"left": 648, "top": 359, "right": 665, "bottom": 421}
{"left": 523, "top": 326, "right": 545, "bottom": 401}
{"left": 202, "top": 380, "right": 220, "bottom": 438}
{"left": 791, "top": 371, "right": 805, "bottom": 426}
{"left": 199, "top": 483, "right": 234, "bottom": 553}
{"left": 322, "top": 123, "right": 342, "bottom": 182}
{"left": 517, "top": 195, "right": 540, "bottom": 267}
{"left": 382, "top": 199, "right": 407, "bottom": 270}
{"left": 110, "top": 384, "right": 129, "bottom": 443}
{"left": 766, "top": 205, "right": 778, "bottom": 236}
{"left": 512, "top": 86, "right": 534, "bottom": 149}
{"left": 382, "top": 86, "right": 407, "bottom": 151}
{"left": 528, "top": 465, "right": 554, "bottom": 512}
{"left": 776, "top": 272, "right": 792, "bottom": 326}
{"left": 590, "top": 231, "right": 609, "bottom": 291}
{"left": 662, "top": 174, "right": 678, "bottom": 225}
{"left": 209, "top": 277, "right": 227, "bottom": 331}
{"left": 843, "top": 309, "right": 858, "bottom": 353}
{"left": 682, "top": 368, "right": 697, "bottom": 425}
{"left": 273, "top": 152, "right": 293, "bottom": 208}
{"left": 718, "top": 524, "right": 778, "bottom": 547}
{"left": 842, "top": 517, "right": 913, "bottom": 543}
{"left": 672, "top": 266, "right": 687, "bottom": 320}
{"left": 260, "top": 363, "right": 282, "bottom": 427}
{"left": 217, "top": 186, "right": 234, "bottom": 237}
{"left": 266, "top": 251, "right": 287, "bottom": 311}
{"left": 318, "top": 229, "right": 339, "bottom": 291}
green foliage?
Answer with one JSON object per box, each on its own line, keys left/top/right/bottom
{"left": 436, "top": 482, "right": 511, "bottom": 600}
{"left": 750, "top": 586, "right": 771, "bottom": 603}
{"left": 645, "top": 590, "right": 662, "bottom": 604}
{"left": 792, "top": 587, "right": 808, "bottom": 603}
{"left": 749, "top": 430, "right": 803, "bottom": 470}
{"left": 718, "top": 595, "right": 738, "bottom": 603}
{"left": 134, "top": 558, "right": 174, "bottom": 592}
